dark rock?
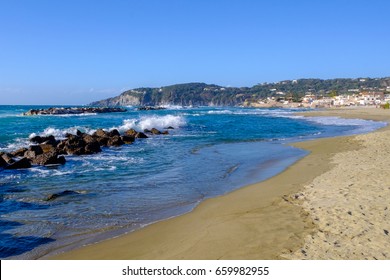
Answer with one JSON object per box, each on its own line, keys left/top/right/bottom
{"left": 82, "top": 134, "right": 96, "bottom": 144}
{"left": 135, "top": 132, "right": 148, "bottom": 139}
{"left": 5, "top": 157, "right": 31, "bottom": 169}
{"left": 31, "top": 151, "right": 66, "bottom": 166}
{"left": 60, "top": 135, "right": 87, "bottom": 155}
{"left": 67, "top": 135, "right": 85, "bottom": 146}
{"left": 30, "top": 135, "right": 44, "bottom": 144}
{"left": 138, "top": 106, "right": 166, "bottom": 111}
{"left": 107, "top": 135, "right": 125, "bottom": 147}
{"left": 42, "top": 138, "right": 59, "bottom": 147}
{"left": 81, "top": 135, "right": 102, "bottom": 153}
{"left": 165, "top": 126, "right": 174, "bottom": 130}
{"left": 124, "top": 129, "right": 138, "bottom": 137}
{"left": 30, "top": 135, "right": 56, "bottom": 144}
{"left": 44, "top": 135, "right": 56, "bottom": 143}
{"left": 121, "top": 135, "right": 135, "bottom": 144}
{"left": 55, "top": 140, "right": 67, "bottom": 155}
{"left": 385, "top": 229, "right": 389, "bottom": 236}
{"left": 162, "top": 130, "right": 169, "bottom": 135}
{"left": 76, "top": 130, "right": 83, "bottom": 136}
{"left": 24, "top": 107, "right": 126, "bottom": 116}
{"left": 95, "top": 136, "right": 109, "bottom": 146}
{"left": 64, "top": 146, "right": 85, "bottom": 155}
{"left": 0, "top": 156, "right": 7, "bottom": 167}
{"left": 45, "top": 190, "right": 80, "bottom": 201}
{"left": 66, "top": 134, "right": 80, "bottom": 142}
{"left": 10, "top": 148, "right": 28, "bottom": 157}
{"left": 39, "top": 144, "right": 56, "bottom": 154}
{"left": 93, "top": 129, "right": 109, "bottom": 138}
{"left": 108, "top": 129, "right": 120, "bottom": 137}
{"left": 1, "top": 153, "right": 15, "bottom": 164}
{"left": 150, "top": 128, "right": 162, "bottom": 135}
{"left": 84, "top": 142, "right": 102, "bottom": 154}
{"left": 141, "top": 128, "right": 164, "bottom": 135}
{"left": 24, "top": 145, "right": 44, "bottom": 159}
{"left": 30, "top": 145, "right": 44, "bottom": 153}
{"left": 57, "top": 156, "right": 66, "bottom": 165}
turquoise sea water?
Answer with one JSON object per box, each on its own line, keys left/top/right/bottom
{"left": 0, "top": 105, "right": 386, "bottom": 259}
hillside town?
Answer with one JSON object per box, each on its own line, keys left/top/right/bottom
{"left": 246, "top": 83, "right": 390, "bottom": 109}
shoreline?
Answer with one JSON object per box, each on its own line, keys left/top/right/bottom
{"left": 284, "top": 108, "right": 390, "bottom": 259}
{"left": 51, "top": 107, "right": 390, "bottom": 260}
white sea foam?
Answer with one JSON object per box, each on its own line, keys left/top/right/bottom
{"left": 50, "top": 113, "right": 98, "bottom": 117}
{"left": 23, "top": 115, "right": 185, "bottom": 149}
{"left": 304, "top": 116, "right": 387, "bottom": 134}
{"left": 0, "top": 113, "right": 24, "bottom": 118}
{"left": 205, "top": 108, "right": 306, "bottom": 118}
{"left": 162, "top": 104, "right": 185, "bottom": 110}
{"left": 258, "top": 110, "right": 387, "bottom": 133}
{"left": 4, "top": 138, "right": 31, "bottom": 152}
{"left": 0, "top": 174, "right": 22, "bottom": 184}
{"left": 206, "top": 109, "right": 234, "bottom": 115}
{"left": 204, "top": 108, "right": 386, "bottom": 134}
{"left": 29, "top": 126, "right": 95, "bottom": 139}
{"left": 305, "top": 116, "right": 379, "bottom": 126}
{"left": 31, "top": 166, "right": 75, "bottom": 176}
{"left": 114, "top": 115, "right": 187, "bottom": 132}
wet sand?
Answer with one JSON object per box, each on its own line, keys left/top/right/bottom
{"left": 52, "top": 107, "right": 390, "bottom": 260}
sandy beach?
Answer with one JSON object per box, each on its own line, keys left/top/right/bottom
{"left": 52, "top": 107, "right": 390, "bottom": 260}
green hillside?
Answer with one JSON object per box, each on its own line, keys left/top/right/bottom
{"left": 90, "top": 77, "right": 390, "bottom": 107}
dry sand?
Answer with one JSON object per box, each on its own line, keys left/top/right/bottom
{"left": 283, "top": 108, "right": 390, "bottom": 259}
{"left": 52, "top": 107, "right": 390, "bottom": 260}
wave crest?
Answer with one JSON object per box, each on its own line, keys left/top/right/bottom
{"left": 115, "top": 115, "right": 186, "bottom": 132}
{"left": 29, "top": 126, "right": 95, "bottom": 139}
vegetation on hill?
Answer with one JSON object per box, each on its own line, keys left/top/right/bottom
{"left": 90, "top": 77, "right": 390, "bottom": 107}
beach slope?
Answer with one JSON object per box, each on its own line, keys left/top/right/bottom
{"left": 52, "top": 108, "right": 390, "bottom": 260}
{"left": 283, "top": 108, "right": 390, "bottom": 259}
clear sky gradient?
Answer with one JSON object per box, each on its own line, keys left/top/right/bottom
{"left": 1, "top": 0, "right": 389, "bottom": 105}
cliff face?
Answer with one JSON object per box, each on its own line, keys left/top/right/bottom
{"left": 89, "top": 78, "right": 390, "bottom": 107}
{"left": 90, "top": 83, "right": 249, "bottom": 106}
{"left": 96, "top": 94, "right": 142, "bottom": 106}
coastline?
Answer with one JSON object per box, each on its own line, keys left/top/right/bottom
{"left": 51, "top": 107, "right": 390, "bottom": 260}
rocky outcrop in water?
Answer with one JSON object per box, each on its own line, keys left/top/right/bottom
{"left": 5, "top": 157, "right": 32, "bottom": 169}
{"left": 0, "top": 155, "right": 8, "bottom": 168}
{"left": 31, "top": 152, "right": 66, "bottom": 166}
{"left": 144, "top": 128, "right": 169, "bottom": 135}
{"left": 1, "top": 153, "right": 15, "bottom": 164}
{"left": 23, "top": 107, "right": 126, "bottom": 116}
{"left": 45, "top": 190, "right": 81, "bottom": 201}
{"left": 1, "top": 126, "right": 174, "bottom": 170}
{"left": 138, "top": 106, "right": 166, "bottom": 111}
{"left": 124, "top": 129, "right": 148, "bottom": 139}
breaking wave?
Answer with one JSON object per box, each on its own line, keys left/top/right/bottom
{"left": 25, "top": 115, "right": 186, "bottom": 144}
{"left": 114, "top": 115, "right": 187, "bottom": 132}
{"left": 29, "top": 126, "right": 96, "bottom": 140}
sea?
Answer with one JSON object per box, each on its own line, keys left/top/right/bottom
{"left": 0, "top": 105, "right": 386, "bottom": 259}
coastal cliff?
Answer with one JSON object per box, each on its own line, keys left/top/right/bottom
{"left": 89, "top": 78, "right": 390, "bottom": 107}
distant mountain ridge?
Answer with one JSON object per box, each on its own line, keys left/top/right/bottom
{"left": 89, "top": 77, "right": 390, "bottom": 107}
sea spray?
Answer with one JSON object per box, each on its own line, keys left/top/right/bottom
{"left": 114, "top": 115, "right": 187, "bottom": 132}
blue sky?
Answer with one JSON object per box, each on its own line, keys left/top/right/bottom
{"left": 1, "top": 0, "right": 389, "bottom": 105}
